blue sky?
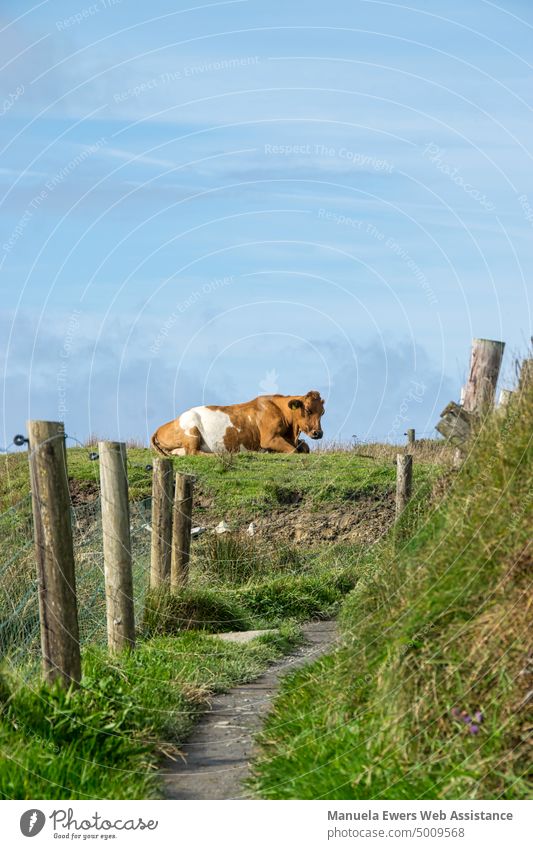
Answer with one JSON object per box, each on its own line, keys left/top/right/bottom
{"left": 1, "top": 0, "right": 532, "bottom": 446}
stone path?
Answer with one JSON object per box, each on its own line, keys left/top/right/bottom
{"left": 161, "top": 620, "right": 337, "bottom": 799}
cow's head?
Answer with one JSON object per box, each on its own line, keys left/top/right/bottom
{"left": 288, "top": 391, "right": 325, "bottom": 440}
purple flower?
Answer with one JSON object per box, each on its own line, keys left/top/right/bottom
{"left": 474, "top": 710, "right": 484, "bottom": 724}
{"left": 460, "top": 711, "right": 471, "bottom": 723}
{"left": 469, "top": 724, "right": 480, "bottom": 734}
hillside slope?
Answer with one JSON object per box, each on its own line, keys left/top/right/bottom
{"left": 250, "top": 386, "right": 532, "bottom": 799}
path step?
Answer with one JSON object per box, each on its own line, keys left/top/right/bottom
{"left": 214, "top": 629, "right": 277, "bottom": 643}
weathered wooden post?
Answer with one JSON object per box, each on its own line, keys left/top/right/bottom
{"left": 99, "top": 441, "right": 135, "bottom": 651}
{"left": 396, "top": 454, "right": 413, "bottom": 519}
{"left": 150, "top": 458, "right": 173, "bottom": 588}
{"left": 171, "top": 473, "right": 194, "bottom": 591}
{"left": 463, "top": 338, "right": 505, "bottom": 414}
{"left": 437, "top": 338, "right": 505, "bottom": 453}
{"left": 406, "top": 428, "right": 415, "bottom": 446}
{"left": 436, "top": 402, "right": 473, "bottom": 444}
{"left": 27, "top": 420, "right": 81, "bottom": 687}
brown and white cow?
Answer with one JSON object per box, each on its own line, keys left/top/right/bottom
{"left": 150, "top": 391, "right": 325, "bottom": 456}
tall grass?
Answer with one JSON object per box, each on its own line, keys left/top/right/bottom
{"left": 250, "top": 385, "right": 533, "bottom": 799}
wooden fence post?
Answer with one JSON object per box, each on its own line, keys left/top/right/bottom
{"left": 463, "top": 338, "right": 505, "bottom": 414}
{"left": 98, "top": 441, "right": 135, "bottom": 652}
{"left": 171, "top": 473, "right": 194, "bottom": 591}
{"left": 150, "top": 458, "right": 173, "bottom": 588}
{"left": 436, "top": 401, "right": 473, "bottom": 444}
{"left": 27, "top": 420, "right": 81, "bottom": 687}
{"left": 406, "top": 428, "right": 415, "bottom": 445}
{"left": 396, "top": 454, "right": 413, "bottom": 519}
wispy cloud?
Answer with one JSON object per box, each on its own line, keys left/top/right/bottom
{"left": 100, "top": 146, "right": 176, "bottom": 169}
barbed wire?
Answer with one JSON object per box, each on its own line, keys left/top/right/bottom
{"left": 0, "top": 492, "right": 32, "bottom": 522}
{"left": 4, "top": 427, "right": 440, "bottom": 456}
{"left": 3, "top": 431, "right": 155, "bottom": 473}
{"left": 0, "top": 492, "right": 153, "bottom": 665}
{"left": 351, "top": 429, "right": 438, "bottom": 441}
{"left": 66, "top": 434, "right": 153, "bottom": 472}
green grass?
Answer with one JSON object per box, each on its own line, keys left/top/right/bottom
{"left": 1, "top": 444, "right": 443, "bottom": 513}
{"left": 143, "top": 570, "right": 356, "bottom": 635}
{"left": 142, "top": 536, "right": 359, "bottom": 637}
{"left": 249, "top": 389, "right": 533, "bottom": 800}
{"left": 0, "top": 626, "right": 300, "bottom": 799}
{"left": 0, "top": 445, "right": 438, "bottom": 662}
{"left": 0, "top": 441, "right": 449, "bottom": 799}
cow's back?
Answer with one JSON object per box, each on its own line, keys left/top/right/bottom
{"left": 177, "top": 406, "right": 233, "bottom": 452}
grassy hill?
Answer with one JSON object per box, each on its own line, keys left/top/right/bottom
{"left": 1, "top": 441, "right": 443, "bottom": 510}
{"left": 249, "top": 388, "right": 532, "bottom": 799}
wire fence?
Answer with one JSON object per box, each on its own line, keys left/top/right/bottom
{"left": 0, "top": 493, "right": 152, "bottom": 669}
{"left": 0, "top": 486, "right": 314, "bottom": 671}
{"left": 0, "top": 427, "right": 443, "bottom": 672}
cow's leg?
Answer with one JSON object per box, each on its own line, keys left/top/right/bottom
{"left": 180, "top": 426, "right": 204, "bottom": 455}
{"left": 261, "top": 435, "right": 298, "bottom": 453}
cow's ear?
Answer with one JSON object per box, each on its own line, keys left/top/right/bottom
{"left": 288, "top": 398, "right": 303, "bottom": 410}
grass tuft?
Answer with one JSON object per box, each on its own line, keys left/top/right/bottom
{"left": 142, "top": 586, "right": 251, "bottom": 635}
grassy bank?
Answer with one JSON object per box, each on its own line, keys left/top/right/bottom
{"left": 0, "top": 627, "right": 299, "bottom": 799}
{"left": 249, "top": 390, "right": 532, "bottom": 799}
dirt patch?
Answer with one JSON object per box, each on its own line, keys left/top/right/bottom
{"left": 66, "top": 477, "right": 395, "bottom": 547}
{"left": 269, "top": 486, "right": 303, "bottom": 505}
{"left": 191, "top": 490, "right": 395, "bottom": 547}
{"left": 68, "top": 478, "right": 99, "bottom": 506}
{"left": 251, "top": 496, "right": 395, "bottom": 545}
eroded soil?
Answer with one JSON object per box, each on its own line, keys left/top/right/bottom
{"left": 68, "top": 478, "right": 396, "bottom": 546}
